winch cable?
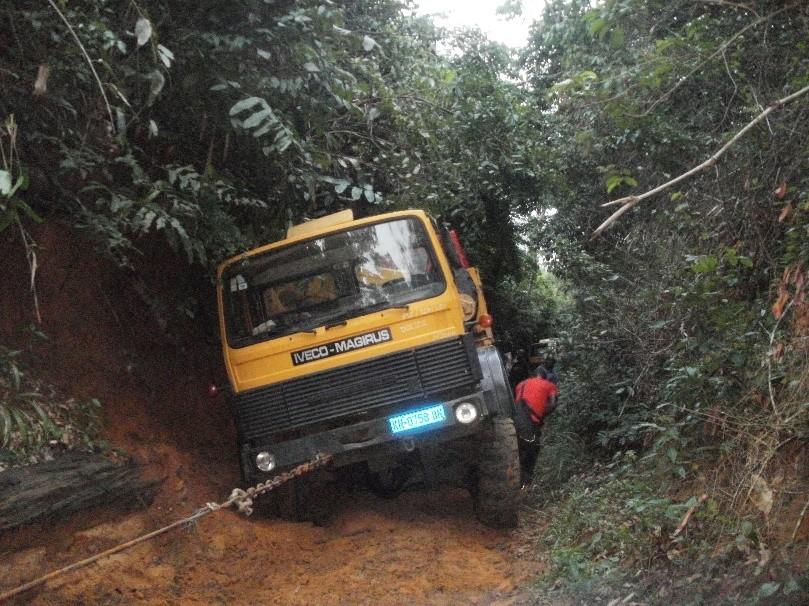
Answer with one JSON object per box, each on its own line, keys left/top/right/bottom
{"left": 0, "top": 453, "right": 333, "bottom": 603}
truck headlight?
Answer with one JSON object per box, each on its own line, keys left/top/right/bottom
{"left": 256, "top": 451, "right": 276, "bottom": 472}
{"left": 455, "top": 402, "right": 478, "bottom": 424}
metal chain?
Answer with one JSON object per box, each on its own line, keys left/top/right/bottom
{"left": 208, "top": 452, "right": 333, "bottom": 516}
{"left": 0, "top": 453, "right": 333, "bottom": 603}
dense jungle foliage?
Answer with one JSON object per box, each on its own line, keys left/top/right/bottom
{"left": 2, "top": 0, "right": 808, "bottom": 600}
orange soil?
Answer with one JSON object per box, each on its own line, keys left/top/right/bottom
{"left": 4, "top": 489, "right": 540, "bottom": 606}
{"left": 0, "top": 224, "right": 543, "bottom": 605}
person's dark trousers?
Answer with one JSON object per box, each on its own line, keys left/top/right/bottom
{"left": 518, "top": 426, "right": 541, "bottom": 485}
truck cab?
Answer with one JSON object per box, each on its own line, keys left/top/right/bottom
{"left": 216, "top": 209, "right": 519, "bottom": 527}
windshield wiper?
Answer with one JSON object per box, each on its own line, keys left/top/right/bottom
{"left": 325, "top": 301, "right": 409, "bottom": 330}
{"left": 286, "top": 326, "right": 318, "bottom": 336}
{"left": 353, "top": 300, "right": 410, "bottom": 315}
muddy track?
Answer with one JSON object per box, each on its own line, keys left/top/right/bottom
{"left": 0, "top": 226, "right": 542, "bottom": 605}
{"left": 3, "top": 479, "right": 541, "bottom": 605}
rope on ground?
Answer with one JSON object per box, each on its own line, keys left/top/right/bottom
{"left": 0, "top": 453, "right": 333, "bottom": 603}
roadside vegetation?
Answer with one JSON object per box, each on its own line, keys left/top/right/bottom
{"left": 1, "top": 0, "right": 808, "bottom": 602}
{"left": 0, "top": 339, "right": 103, "bottom": 469}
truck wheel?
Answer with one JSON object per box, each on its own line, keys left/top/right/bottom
{"left": 472, "top": 417, "right": 520, "bottom": 529}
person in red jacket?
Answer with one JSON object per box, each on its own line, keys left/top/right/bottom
{"left": 514, "top": 367, "right": 559, "bottom": 486}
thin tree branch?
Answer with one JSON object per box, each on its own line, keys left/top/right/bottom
{"left": 16, "top": 217, "right": 42, "bottom": 325}
{"left": 592, "top": 82, "right": 809, "bottom": 238}
{"left": 764, "top": 299, "right": 792, "bottom": 421}
{"left": 632, "top": 6, "right": 793, "bottom": 118}
{"left": 700, "top": 0, "right": 760, "bottom": 18}
{"left": 47, "top": 0, "right": 115, "bottom": 134}
{"left": 792, "top": 496, "right": 809, "bottom": 543}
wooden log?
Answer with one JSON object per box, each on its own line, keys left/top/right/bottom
{"left": 0, "top": 452, "right": 159, "bottom": 531}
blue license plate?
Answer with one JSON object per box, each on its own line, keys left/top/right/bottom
{"left": 388, "top": 404, "right": 446, "bottom": 434}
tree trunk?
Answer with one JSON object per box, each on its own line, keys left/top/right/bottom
{"left": 0, "top": 453, "right": 159, "bottom": 531}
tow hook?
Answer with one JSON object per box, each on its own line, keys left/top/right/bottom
{"left": 402, "top": 438, "right": 416, "bottom": 452}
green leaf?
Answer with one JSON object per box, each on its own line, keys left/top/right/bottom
{"left": 32, "top": 402, "right": 58, "bottom": 436}
{"left": 135, "top": 17, "right": 152, "bottom": 47}
{"left": 587, "top": 18, "right": 606, "bottom": 36}
{"left": 14, "top": 199, "right": 43, "bottom": 223}
{"left": 740, "top": 520, "right": 754, "bottom": 537}
{"left": 157, "top": 44, "right": 174, "bottom": 68}
{"left": 691, "top": 255, "right": 718, "bottom": 274}
{"left": 229, "top": 97, "right": 265, "bottom": 116}
{"left": 0, "top": 405, "right": 12, "bottom": 446}
{"left": 606, "top": 175, "right": 623, "bottom": 193}
{"left": 350, "top": 186, "right": 362, "bottom": 201}
{"left": 146, "top": 70, "right": 165, "bottom": 105}
{"left": 11, "top": 408, "right": 30, "bottom": 445}
{"left": 303, "top": 62, "right": 320, "bottom": 72}
{"left": 242, "top": 108, "right": 272, "bottom": 129}
{"left": 362, "top": 35, "right": 377, "bottom": 51}
{"left": 334, "top": 180, "right": 350, "bottom": 194}
{"left": 0, "top": 170, "right": 11, "bottom": 196}
{"left": 757, "top": 583, "right": 780, "bottom": 598}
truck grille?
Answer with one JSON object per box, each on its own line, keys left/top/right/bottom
{"left": 233, "top": 337, "right": 479, "bottom": 443}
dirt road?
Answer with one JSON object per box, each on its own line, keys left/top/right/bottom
{"left": 3, "top": 476, "right": 541, "bottom": 605}
{"left": 0, "top": 226, "right": 542, "bottom": 605}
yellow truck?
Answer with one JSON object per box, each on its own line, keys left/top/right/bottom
{"left": 216, "top": 209, "right": 519, "bottom": 527}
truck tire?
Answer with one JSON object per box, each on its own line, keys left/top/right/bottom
{"left": 472, "top": 417, "right": 520, "bottom": 529}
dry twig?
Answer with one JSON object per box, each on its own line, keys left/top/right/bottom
{"left": 672, "top": 493, "right": 708, "bottom": 537}
{"left": 792, "top": 497, "right": 809, "bottom": 543}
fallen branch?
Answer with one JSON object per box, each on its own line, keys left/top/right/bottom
{"left": 0, "top": 453, "right": 157, "bottom": 531}
{"left": 791, "top": 496, "right": 809, "bottom": 543}
{"left": 592, "top": 82, "right": 809, "bottom": 239}
{"left": 671, "top": 493, "right": 708, "bottom": 538}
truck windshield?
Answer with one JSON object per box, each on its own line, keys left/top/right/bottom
{"left": 222, "top": 217, "right": 446, "bottom": 347}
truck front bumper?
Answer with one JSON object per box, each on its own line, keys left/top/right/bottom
{"left": 241, "top": 391, "right": 488, "bottom": 476}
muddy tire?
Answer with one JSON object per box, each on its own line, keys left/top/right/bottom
{"left": 472, "top": 417, "right": 520, "bottom": 529}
